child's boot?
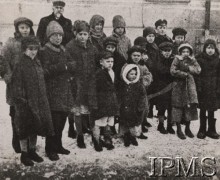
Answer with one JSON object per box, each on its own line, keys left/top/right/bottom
{"left": 130, "top": 135, "right": 138, "bottom": 146}
{"left": 104, "top": 126, "right": 114, "bottom": 150}
{"left": 185, "top": 122, "right": 194, "bottom": 138}
{"left": 68, "top": 114, "right": 77, "bottom": 139}
{"left": 29, "top": 149, "right": 44, "bottom": 163}
{"left": 167, "top": 115, "right": 175, "bottom": 134}
{"left": 92, "top": 136, "right": 103, "bottom": 152}
{"left": 177, "top": 123, "right": 186, "bottom": 140}
{"left": 197, "top": 116, "right": 207, "bottom": 139}
{"left": 142, "top": 125, "right": 148, "bottom": 133}
{"left": 21, "top": 151, "right": 34, "bottom": 166}
{"left": 137, "top": 132, "right": 148, "bottom": 139}
{"left": 157, "top": 116, "right": 168, "bottom": 134}
{"left": 206, "top": 118, "right": 220, "bottom": 139}
{"left": 77, "top": 135, "right": 86, "bottom": 148}
{"left": 123, "top": 132, "right": 131, "bottom": 147}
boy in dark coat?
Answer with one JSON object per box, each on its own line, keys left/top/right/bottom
{"left": 172, "top": 27, "right": 187, "bottom": 55}
{"left": 170, "top": 43, "right": 201, "bottom": 140}
{"left": 119, "top": 64, "right": 147, "bottom": 147}
{"left": 37, "top": 0, "right": 73, "bottom": 46}
{"left": 154, "top": 19, "right": 172, "bottom": 46}
{"left": 155, "top": 42, "right": 175, "bottom": 134}
{"left": 1, "top": 17, "right": 35, "bottom": 153}
{"left": 89, "top": 15, "right": 106, "bottom": 52}
{"left": 66, "top": 21, "right": 98, "bottom": 149}
{"left": 196, "top": 39, "right": 220, "bottom": 139}
{"left": 12, "top": 36, "right": 54, "bottom": 166}
{"left": 39, "top": 21, "right": 75, "bottom": 160}
{"left": 143, "top": 27, "right": 159, "bottom": 118}
{"left": 92, "top": 51, "right": 119, "bottom": 151}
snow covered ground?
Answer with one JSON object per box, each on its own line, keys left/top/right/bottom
{"left": 0, "top": 80, "right": 220, "bottom": 179}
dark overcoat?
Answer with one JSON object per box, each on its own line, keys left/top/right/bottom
{"left": 154, "top": 33, "right": 173, "bottom": 46}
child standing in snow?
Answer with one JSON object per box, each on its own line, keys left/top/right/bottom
{"left": 12, "top": 36, "right": 54, "bottom": 166}
{"left": 119, "top": 64, "right": 147, "bottom": 147}
{"left": 196, "top": 39, "right": 220, "bottom": 139}
{"left": 111, "top": 15, "right": 131, "bottom": 60}
{"left": 170, "top": 43, "right": 201, "bottom": 140}
{"left": 127, "top": 45, "right": 152, "bottom": 138}
{"left": 92, "top": 51, "right": 119, "bottom": 151}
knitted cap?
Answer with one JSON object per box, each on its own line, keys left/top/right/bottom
{"left": 172, "top": 27, "right": 187, "bottom": 40}
{"left": 46, "top": 21, "right": 64, "bottom": 38}
{"left": 89, "top": 15, "right": 105, "bottom": 29}
{"left": 14, "top": 17, "right": 33, "bottom": 28}
{"left": 143, "top": 27, "right": 156, "bottom": 37}
{"left": 103, "top": 36, "right": 119, "bottom": 48}
{"left": 134, "top": 36, "right": 147, "bottom": 46}
{"left": 21, "top": 36, "right": 40, "bottom": 51}
{"left": 112, "top": 15, "right": 126, "bottom": 29}
{"left": 52, "top": 0, "right": 65, "bottom": 7}
{"left": 100, "top": 51, "right": 114, "bottom": 59}
{"left": 178, "top": 42, "right": 193, "bottom": 55}
{"left": 155, "top": 19, "right": 167, "bottom": 28}
{"left": 159, "top": 42, "right": 174, "bottom": 50}
{"left": 75, "top": 21, "right": 90, "bottom": 33}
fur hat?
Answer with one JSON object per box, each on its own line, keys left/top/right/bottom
{"left": 103, "top": 36, "right": 118, "bottom": 48}
{"left": 127, "top": 45, "right": 144, "bottom": 56}
{"left": 46, "top": 21, "right": 64, "bottom": 38}
{"left": 89, "top": 15, "right": 105, "bottom": 29}
{"left": 14, "top": 17, "right": 33, "bottom": 29}
{"left": 143, "top": 27, "right": 156, "bottom": 37}
{"left": 159, "top": 42, "right": 174, "bottom": 51}
{"left": 21, "top": 36, "right": 40, "bottom": 51}
{"left": 121, "top": 64, "right": 140, "bottom": 85}
{"left": 52, "top": 0, "right": 65, "bottom": 7}
{"left": 178, "top": 42, "right": 193, "bottom": 55}
{"left": 112, "top": 15, "right": 126, "bottom": 29}
{"left": 134, "top": 37, "right": 148, "bottom": 47}
{"left": 75, "top": 21, "right": 90, "bottom": 33}
{"left": 155, "top": 19, "right": 167, "bottom": 28}
{"left": 172, "top": 27, "right": 187, "bottom": 40}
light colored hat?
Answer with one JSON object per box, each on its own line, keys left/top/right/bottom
{"left": 121, "top": 64, "right": 140, "bottom": 85}
{"left": 178, "top": 42, "right": 193, "bottom": 55}
{"left": 46, "top": 21, "right": 64, "bottom": 38}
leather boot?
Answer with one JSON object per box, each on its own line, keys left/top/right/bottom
{"left": 77, "top": 135, "right": 86, "bottom": 148}
{"left": 197, "top": 116, "right": 207, "bottom": 139}
{"left": 206, "top": 118, "right": 220, "bottom": 139}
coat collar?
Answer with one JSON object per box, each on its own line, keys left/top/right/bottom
{"left": 45, "top": 42, "right": 65, "bottom": 52}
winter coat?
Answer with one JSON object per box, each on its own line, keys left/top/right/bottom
{"left": 94, "top": 68, "right": 119, "bottom": 119}
{"left": 155, "top": 53, "right": 175, "bottom": 110}
{"left": 196, "top": 52, "right": 220, "bottom": 111}
{"left": 119, "top": 64, "right": 147, "bottom": 127}
{"left": 37, "top": 13, "right": 73, "bottom": 46}
{"left": 66, "top": 39, "right": 98, "bottom": 109}
{"left": 12, "top": 54, "right": 54, "bottom": 139}
{"left": 111, "top": 32, "right": 131, "bottom": 60}
{"left": 154, "top": 33, "right": 173, "bottom": 47}
{"left": 112, "top": 50, "right": 126, "bottom": 81}
{"left": 173, "top": 42, "right": 179, "bottom": 55}
{"left": 90, "top": 33, "right": 106, "bottom": 52}
{"left": 39, "top": 42, "right": 75, "bottom": 112}
{"left": 170, "top": 55, "right": 201, "bottom": 108}
{"left": 1, "top": 37, "right": 23, "bottom": 105}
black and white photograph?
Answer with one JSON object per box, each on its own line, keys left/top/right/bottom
{"left": 0, "top": 0, "right": 220, "bottom": 179}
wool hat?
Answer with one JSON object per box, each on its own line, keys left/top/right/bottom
{"left": 159, "top": 42, "right": 174, "bottom": 51}
{"left": 52, "top": 0, "right": 65, "bottom": 7}
{"left": 103, "top": 36, "right": 118, "bottom": 48}
{"left": 121, "top": 64, "right": 140, "bottom": 84}
{"left": 89, "top": 15, "right": 105, "bottom": 29}
{"left": 143, "top": 27, "right": 156, "bottom": 37}
{"left": 46, "top": 21, "right": 64, "bottom": 38}
{"left": 21, "top": 36, "right": 40, "bottom": 51}
{"left": 100, "top": 51, "right": 114, "bottom": 60}
{"left": 75, "top": 21, "right": 90, "bottom": 33}
{"left": 127, "top": 45, "right": 144, "bottom": 56}
{"left": 14, "top": 17, "right": 33, "bottom": 29}
{"left": 112, "top": 15, "right": 126, "bottom": 29}
{"left": 134, "top": 36, "right": 148, "bottom": 47}
{"left": 172, "top": 27, "right": 187, "bottom": 40}
{"left": 155, "top": 19, "right": 167, "bottom": 28}
{"left": 178, "top": 42, "right": 193, "bottom": 55}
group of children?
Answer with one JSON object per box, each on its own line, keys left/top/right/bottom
{"left": 0, "top": 2, "right": 220, "bottom": 167}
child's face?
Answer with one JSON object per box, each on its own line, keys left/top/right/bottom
{"left": 206, "top": 45, "right": 215, "bottom": 56}
{"left": 52, "top": 5, "right": 64, "bottom": 19}
{"left": 100, "top": 57, "right": 114, "bottom": 70}
{"left": 114, "top": 27, "right": 125, "bottom": 36}
{"left": 49, "top": 33, "right": 63, "bottom": 45}
{"left": 181, "top": 48, "right": 190, "bottom": 58}
{"left": 18, "top": 23, "right": 30, "bottom": 37}
{"left": 131, "top": 52, "right": 142, "bottom": 64}
{"left": 161, "top": 49, "right": 172, "bottom": 59}
{"left": 25, "top": 45, "right": 39, "bottom": 59}
{"left": 146, "top": 34, "right": 155, "bottom": 44}
{"left": 106, "top": 44, "right": 116, "bottom": 53}
{"left": 76, "top": 31, "right": 89, "bottom": 44}
{"left": 156, "top": 25, "right": 167, "bottom": 35}
{"left": 94, "top": 22, "right": 103, "bottom": 32}
{"left": 127, "top": 69, "right": 137, "bottom": 81}
{"left": 174, "top": 35, "right": 185, "bottom": 45}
